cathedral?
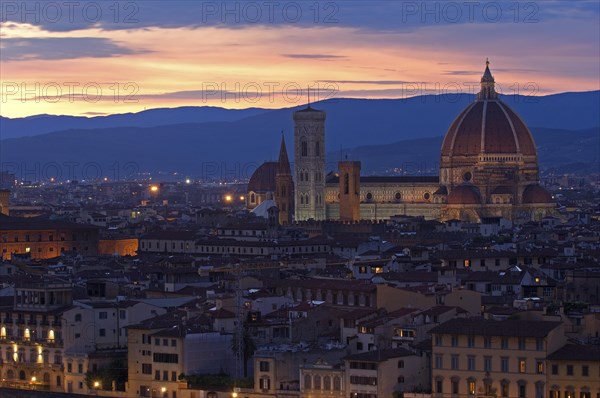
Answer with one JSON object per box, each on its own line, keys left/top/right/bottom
{"left": 246, "top": 61, "right": 556, "bottom": 224}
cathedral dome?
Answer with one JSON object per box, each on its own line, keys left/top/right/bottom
{"left": 447, "top": 185, "right": 481, "bottom": 205}
{"left": 441, "top": 61, "right": 536, "bottom": 158}
{"left": 248, "top": 162, "right": 277, "bottom": 193}
{"left": 522, "top": 185, "right": 553, "bottom": 204}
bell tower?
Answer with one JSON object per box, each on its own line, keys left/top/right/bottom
{"left": 293, "top": 104, "right": 326, "bottom": 221}
{"left": 338, "top": 161, "right": 361, "bottom": 222}
{"left": 274, "top": 133, "right": 294, "bottom": 225}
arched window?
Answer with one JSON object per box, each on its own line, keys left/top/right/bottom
{"left": 315, "top": 141, "right": 320, "bottom": 157}
{"left": 323, "top": 376, "right": 331, "bottom": 390}
{"left": 207, "top": 392, "right": 218, "bottom": 398}
{"left": 250, "top": 193, "right": 255, "bottom": 203}
{"left": 301, "top": 138, "right": 308, "bottom": 157}
{"left": 305, "top": 194, "right": 310, "bottom": 205}
{"left": 43, "top": 372, "right": 50, "bottom": 384}
{"left": 333, "top": 376, "right": 341, "bottom": 391}
{"left": 304, "top": 374, "right": 312, "bottom": 389}
{"left": 314, "top": 375, "right": 321, "bottom": 390}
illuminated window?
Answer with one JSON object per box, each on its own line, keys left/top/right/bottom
{"left": 468, "top": 381, "right": 476, "bottom": 395}
{"left": 519, "top": 359, "right": 526, "bottom": 373}
{"left": 536, "top": 361, "right": 543, "bottom": 374}
{"left": 464, "top": 260, "right": 471, "bottom": 268}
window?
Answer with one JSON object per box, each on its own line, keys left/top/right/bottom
{"left": 435, "top": 354, "right": 443, "bottom": 369}
{"left": 163, "top": 339, "right": 168, "bottom": 346}
{"left": 301, "top": 140, "right": 308, "bottom": 157}
{"left": 452, "top": 380, "right": 459, "bottom": 394}
{"left": 141, "top": 364, "right": 152, "bottom": 374}
{"left": 519, "top": 359, "right": 526, "bottom": 373}
{"left": 501, "top": 382, "right": 509, "bottom": 398}
{"left": 519, "top": 384, "right": 526, "bottom": 398}
{"left": 163, "top": 371, "right": 168, "bottom": 381}
{"left": 304, "top": 374, "right": 312, "bottom": 389}
{"left": 467, "top": 355, "right": 475, "bottom": 371}
{"left": 518, "top": 338, "right": 526, "bottom": 350}
{"left": 260, "top": 377, "right": 271, "bottom": 390}
{"left": 67, "top": 363, "right": 72, "bottom": 373}
{"left": 259, "top": 361, "right": 270, "bottom": 372}
{"left": 99, "top": 312, "right": 107, "bottom": 319}
{"left": 484, "top": 356, "right": 492, "bottom": 372}
{"left": 582, "top": 365, "right": 589, "bottom": 376}
{"left": 75, "top": 314, "right": 82, "bottom": 322}
{"left": 484, "top": 337, "right": 492, "bottom": 348}
{"left": 171, "top": 339, "right": 176, "bottom": 347}
{"left": 567, "top": 364, "right": 573, "bottom": 376}
{"left": 551, "top": 364, "right": 558, "bottom": 375}
{"left": 397, "top": 360, "right": 404, "bottom": 368}
{"left": 315, "top": 141, "right": 320, "bottom": 157}
{"left": 78, "top": 364, "right": 83, "bottom": 374}
{"left": 435, "top": 335, "right": 442, "bottom": 346}
{"left": 119, "top": 310, "right": 126, "bottom": 320}
{"left": 153, "top": 353, "right": 178, "bottom": 363}
{"left": 468, "top": 380, "right": 476, "bottom": 395}
{"left": 99, "top": 329, "right": 106, "bottom": 337}
{"left": 468, "top": 336, "right": 474, "bottom": 347}
{"left": 451, "top": 355, "right": 459, "bottom": 370}
{"left": 397, "top": 376, "right": 404, "bottom": 383}
{"left": 451, "top": 335, "right": 458, "bottom": 346}
{"left": 536, "top": 361, "right": 544, "bottom": 374}
{"left": 501, "top": 338, "right": 508, "bottom": 349}
{"left": 536, "top": 338, "right": 544, "bottom": 351}
{"left": 436, "top": 380, "right": 443, "bottom": 394}
{"left": 501, "top": 357, "right": 509, "bottom": 372}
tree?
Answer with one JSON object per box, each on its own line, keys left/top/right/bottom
{"left": 84, "top": 360, "right": 128, "bottom": 391}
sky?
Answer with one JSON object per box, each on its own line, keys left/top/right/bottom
{"left": 0, "top": 1, "right": 599, "bottom": 118}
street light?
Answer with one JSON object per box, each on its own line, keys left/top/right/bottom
{"left": 94, "top": 381, "right": 100, "bottom": 389}
{"left": 31, "top": 376, "right": 36, "bottom": 383}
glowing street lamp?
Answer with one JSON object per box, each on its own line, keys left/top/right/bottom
{"left": 150, "top": 185, "right": 159, "bottom": 193}
{"left": 31, "top": 376, "right": 36, "bottom": 383}
{"left": 94, "top": 381, "right": 100, "bottom": 389}
{"left": 224, "top": 195, "right": 232, "bottom": 202}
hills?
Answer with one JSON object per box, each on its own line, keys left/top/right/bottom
{"left": 0, "top": 91, "right": 598, "bottom": 179}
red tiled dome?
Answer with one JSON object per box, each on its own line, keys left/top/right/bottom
{"left": 522, "top": 185, "right": 553, "bottom": 204}
{"left": 441, "top": 100, "right": 536, "bottom": 157}
{"left": 441, "top": 62, "right": 536, "bottom": 159}
{"left": 447, "top": 185, "right": 481, "bottom": 205}
{"left": 248, "top": 162, "right": 277, "bottom": 193}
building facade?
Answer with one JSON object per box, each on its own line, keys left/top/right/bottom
{"left": 430, "top": 318, "right": 566, "bottom": 398}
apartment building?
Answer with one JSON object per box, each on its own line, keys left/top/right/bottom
{"left": 546, "top": 344, "right": 600, "bottom": 398}
{"left": 430, "top": 318, "right": 566, "bottom": 398}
